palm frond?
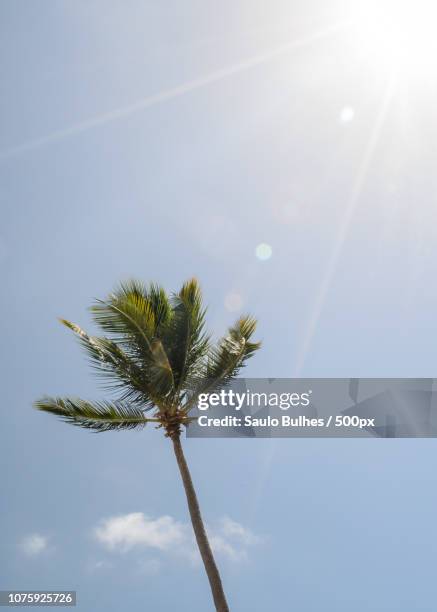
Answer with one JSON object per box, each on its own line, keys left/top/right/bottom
{"left": 34, "top": 397, "right": 155, "bottom": 432}
{"left": 89, "top": 282, "right": 174, "bottom": 396}
{"left": 206, "top": 315, "right": 260, "bottom": 382}
{"left": 90, "top": 295, "right": 155, "bottom": 346}
{"left": 147, "top": 283, "right": 173, "bottom": 332}
{"left": 183, "top": 315, "right": 261, "bottom": 412}
{"left": 59, "top": 319, "right": 156, "bottom": 408}
{"left": 162, "top": 279, "right": 210, "bottom": 391}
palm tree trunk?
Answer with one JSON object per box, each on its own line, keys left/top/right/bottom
{"left": 172, "top": 434, "right": 230, "bottom": 612}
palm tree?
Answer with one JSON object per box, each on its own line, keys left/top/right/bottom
{"left": 34, "top": 278, "right": 260, "bottom": 612}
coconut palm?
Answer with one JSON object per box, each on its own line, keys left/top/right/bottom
{"left": 34, "top": 278, "right": 260, "bottom": 612}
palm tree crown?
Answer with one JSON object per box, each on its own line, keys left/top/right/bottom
{"left": 35, "top": 278, "right": 260, "bottom": 437}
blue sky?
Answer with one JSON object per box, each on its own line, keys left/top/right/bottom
{"left": 2, "top": 1, "right": 437, "bottom": 610}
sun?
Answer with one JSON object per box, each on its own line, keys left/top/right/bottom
{"left": 349, "top": 0, "right": 437, "bottom": 79}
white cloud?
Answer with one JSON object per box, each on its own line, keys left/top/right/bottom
{"left": 94, "top": 513, "right": 187, "bottom": 553}
{"left": 20, "top": 533, "right": 48, "bottom": 557}
{"left": 209, "top": 517, "right": 261, "bottom": 562}
{"left": 219, "top": 516, "right": 260, "bottom": 546}
{"left": 94, "top": 512, "right": 261, "bottom": 565}
{"left": 209, "top": 535, "right": 245, "bottom": 562}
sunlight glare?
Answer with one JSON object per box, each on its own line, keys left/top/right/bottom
{"left": 351, "top": 0, "right": 437, "bottom": 78}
